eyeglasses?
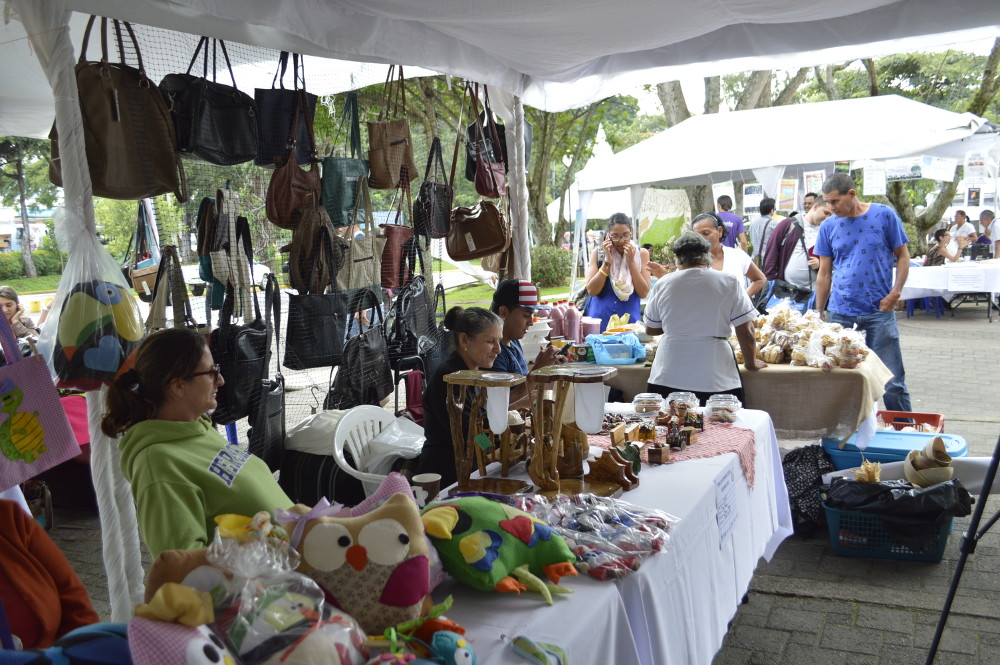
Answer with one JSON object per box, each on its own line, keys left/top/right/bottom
{"left": 188, "top": 364, "right": 221, "bottom": 382}
{"left": 608, "top": 233, "right": 632, "bottom": 241}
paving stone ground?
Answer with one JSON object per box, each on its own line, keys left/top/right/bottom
{"left": 44, "top": 300, "right": 1000, "bottom": 664}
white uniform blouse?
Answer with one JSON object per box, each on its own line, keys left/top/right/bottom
{"left": 643, "top": 268, "right": 757, "bottom": 392}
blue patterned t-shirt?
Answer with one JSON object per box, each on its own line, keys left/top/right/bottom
{"left": 813, "top": 202, "right": 908, "bottom": 316}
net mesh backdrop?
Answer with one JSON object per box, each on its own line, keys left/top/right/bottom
{"left": 88, "top": 19, "right": 454, "bottom": 466}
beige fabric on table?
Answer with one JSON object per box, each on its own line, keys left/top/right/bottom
{"left": 601, "top": 353, "right": 893, "bottom": 440}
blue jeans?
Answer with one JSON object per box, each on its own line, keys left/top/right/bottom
{"left": 829, "top": 310, "right": 911, "bottom": 412}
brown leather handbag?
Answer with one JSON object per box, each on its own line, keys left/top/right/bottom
{"left": 49, "top": 16, "right": 187, "bottom": 202}
{"left": 446, "top": 199, "right": 511, "bottom": 260}
{"left": 380, "top": 169, "right": 416, "bottom": 289}
{"left": 470, "top": 84, "right": 506, "bottom": 199}
{"left": 367, "top": 65, "right": 418, "bottom": 190}
{"left": 265, "top": 89, "right": 321, "bottom": 230}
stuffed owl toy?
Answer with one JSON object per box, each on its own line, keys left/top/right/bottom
{"left": 421, "top": 497, "right": 577, "bottom": 604}
{"left": 282, "top": 493, "right": 431, "bottom": 635}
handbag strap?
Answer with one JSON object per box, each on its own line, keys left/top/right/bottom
{"left": 309, "top": 225, "right": 341, "bottom": 294}
{"left": 263, "top": 272, "right": 281, "bottom": 381}
{"left": 790, "top": 220, "right": 814, "bottom": 290}
{"left": 351, "top": 177, "right": 377, "bottom": 239}
{"left": 331, "top": 92, "right": 362, "bottom": 159}
{"left": 424, "top": 136, "right": 446, "bottom": 183}
{"left": 352, "top": 287, "right": 384, "bottom": 333}
{"left": 449, "top": 83, "right": 469, "bottom": 189}
{"left": 378, "top": 65, "right": 408, "bottom": 122}
{"left": 482, "top": 85, "right": 506, "bottom": 166}
{"left": 0, "top": 306, "right": 23, "bottom": 366}
{"left": 186, "top": 37, "right": 239, "bottom": 89}
{"left": 400, "top": 236, "right": 425, "bottom": 287}
{"left": 284, "top": 89, "right": 317, "bottom": 162}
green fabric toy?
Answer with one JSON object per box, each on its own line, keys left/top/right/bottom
{"left": 421, "top": 496, "right": 577, "bottom": 604}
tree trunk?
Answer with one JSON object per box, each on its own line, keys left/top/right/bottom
{"left": 967, "top": 38, "right": 1000, "bottom": 117}
{"left": 735, "top": 71, "right": 771, "bottom": 110}
{"left": 704, "top": 76, "right": 721, "bottom": 114}
{"left": 15, "top": 160, "right": 37, "bottom": 278}
{"left": 528, "top": 112, "right": 554, "bottom": 245}
{"left": 773, "top": 68, "right": 811, "bottom": 106}
{"left": 814, "top": 64, "right": 844, "bottom": 100}
{"left": 862, "top": 59, "right": 880, "bottom": 96}
{"left": 656, "top": 81, "right": 692, "bottom": 127}
{"left": 552, "top": 103, "right": 598, "bottom": 244}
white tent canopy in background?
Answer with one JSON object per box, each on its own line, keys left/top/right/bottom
{"left": 576, "top": 95, "right": 1000, "bottom": 195}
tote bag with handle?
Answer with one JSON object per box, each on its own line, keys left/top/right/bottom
{"left": 337, "top": 178, "right": 382, "bottom": 291}
{"left": 254, "top": 52, "right": 319, "bottom": 168}
{"left": 367, "top": 65, "right": 418, "bottom": 190}
{"left": 322, "top": 92, "right": 369, "bottom": 228}
{"left": 0, "top": 315, "right": 78, "bottom": 492}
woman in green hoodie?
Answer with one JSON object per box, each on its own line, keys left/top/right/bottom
{"left": 101, "top": 328, "right": 291, "bottom": 557}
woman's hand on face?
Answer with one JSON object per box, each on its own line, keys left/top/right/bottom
{"left": 622, "top": 242, "right": 636, "bottom": 260}
{"left": 601, "top": 238, "right": 614, "bottom": 258}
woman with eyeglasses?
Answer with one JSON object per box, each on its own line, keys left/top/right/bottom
{"left": 923, "top": 228, "right": 969, "bottom": 266}
{"left": 101, "top": 328, "right": 291, "bottom": 557}
{"left": 583, "top": 213, "right": 652, "bottom": 332}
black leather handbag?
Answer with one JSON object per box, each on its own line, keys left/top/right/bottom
{"left": 421, "top": 283, "right": 450, "bottom": 381}
{"left": 248, "top": 273, "right": 285, "bottom": 472}
{"left": 413, "top": 136, "right": 453, "bottom": 244}
{"left": 324, "top": 288, "right": 393, "bottom": 410}
{"left": 210, "top": 281, "right": 271, "bottom": 426}
{"left": 284, "top": 227, "right": 351, "bottom": 370}
{"left": 385, "top": 257, "right": 434, "bottom": 370}
{"left": 159, "top": 37, "right": 258, "bottom": 166}
{"left": 254, "top": 52, "right": 319, "bottom": 168}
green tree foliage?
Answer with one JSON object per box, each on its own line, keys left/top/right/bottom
{"left": 0, "top": 137, "right": 59, "bottom": 278}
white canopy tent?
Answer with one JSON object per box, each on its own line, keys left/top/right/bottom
{"left": 576, "top": 95, "right": 1000, "bottom": 196}
{"left": 5, "top": 0, "right": 1000, "bottom": 621}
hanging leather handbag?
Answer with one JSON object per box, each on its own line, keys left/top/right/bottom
{"left": 337, "top": 178, "right": 382, "bottom": 291}
{"left": 321, "top": 92, "right": 369, "bottom": 228}
{"left": 421, "top": 283, "right": 450, "bottom": 381}
{"left": 265, "top": 89, "right": 321, "bottom": 230}
{"left": 49, "top": 16, "right": 187, "bottom": 202}
{"left": 324, "top": 288, "right": 393, "bottom": 410}
{"left": 413, "top": 136, "right": 453, "bottom": 244}
{"left": 379, "top": 174, "right": 415, "bottom": 290}
{"left": 210, "top": 279, "right": 271, "bottom": 426}
{"left": 286, "top": 202, "right": 344, "bottom": 295}
{"left": 254, "top": 52, "right": 319, "bottom": 168}
{"left": 470, "top": 85, "right": 507, "bottom": 198}
{"left": 284, "top": 227, "right": 351, "bottom": 370}
{"left": 367, "top": 65, "right": 418, "bottom": 190}
{"left": 464, "top": 96, "right": 534, "bottom": 181}
{"left": 446, "top": 199, "right": 511, "bottom": 260}
{"left": 159, "top": 36, "right": 258, "bottom": 166}
{"left": 248, "top": 273, "right": 285, "bottom": 472}
{"left": 386, "top": 266, "right": 434, "bottom": 371}
{"left": 128, "top": 200, "right": 160, "bottom": 302}
{"left": 145, "top": 245, "right": 212, "bottom": 337}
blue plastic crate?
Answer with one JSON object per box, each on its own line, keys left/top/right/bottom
{"left": 821, "top": 431, "right": 967, "bottom": 471}
{"left": 823, "top": 503, "right": 952, "bottom": 562}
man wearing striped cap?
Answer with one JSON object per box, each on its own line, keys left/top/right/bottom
{"left": 489, "top": 279, "right": 565, "bottom": 405}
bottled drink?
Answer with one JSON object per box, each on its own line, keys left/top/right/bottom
{"left": 563, "top": 302, "right": 581, "bottom": 343}
{"left": 548, "top": 302, "right": 564, "bottom": 340}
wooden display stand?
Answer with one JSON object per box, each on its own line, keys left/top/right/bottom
{"left": 528, "top": 363, "right": 625, "bottom": 497}
{"left": 443, "top": 370, "right": 533, "bottom": 495}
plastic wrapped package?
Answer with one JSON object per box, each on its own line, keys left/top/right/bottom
{"left": 201, "top": 513, "right": 368, "bottom": 665}
{"left": 36, "top": 209, "right": 144, "bottom": 389}
{"left": 511, "top": 493, "right": 678, "bottom": 580}
{"left": 804, "top": 336, "right": 834, "bottom": 372}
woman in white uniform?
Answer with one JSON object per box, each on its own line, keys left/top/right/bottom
{"left": 643, "top": 231, "right": 767, "bottom": 404}
{"left": 691, "top": 212, "right": 767, "bottom": 298}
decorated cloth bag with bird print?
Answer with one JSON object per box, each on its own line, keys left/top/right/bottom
{"left": 0, "top": 313, "right": 78, "bottom": 492}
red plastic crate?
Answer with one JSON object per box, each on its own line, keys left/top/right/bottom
{"left": 877, "top": 410, "right": 944, "bottom": 433}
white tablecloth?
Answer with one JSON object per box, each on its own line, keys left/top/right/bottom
{"left": 901, "top": 260, "right": 1000, "bottom": 300}
{"left": 435, "top": 409, "right": 793, "bottom": 665}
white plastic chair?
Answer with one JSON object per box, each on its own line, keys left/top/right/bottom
{"left": 331, "top": 405, "right": 397, "bottom": 497}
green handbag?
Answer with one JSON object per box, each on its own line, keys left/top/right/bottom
{"left": 321, "top": 92, "right": 369, "bottom": 228}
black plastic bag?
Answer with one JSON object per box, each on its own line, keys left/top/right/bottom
{"left": 825, "top": 477, "right": 972, "bottom": 551}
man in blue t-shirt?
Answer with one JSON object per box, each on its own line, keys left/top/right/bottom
{"left": 716, "top": 195, "right": 748, "bottom": 251}
{"left": 490, "top": 278, "right": 565, "bottom": 405}
{"left": 814, "top": 173, "right": 912, "bottom": 412}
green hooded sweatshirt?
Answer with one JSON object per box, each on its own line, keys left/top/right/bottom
{"left": 119, "top": 416, "right": 291, "bottom": 557}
